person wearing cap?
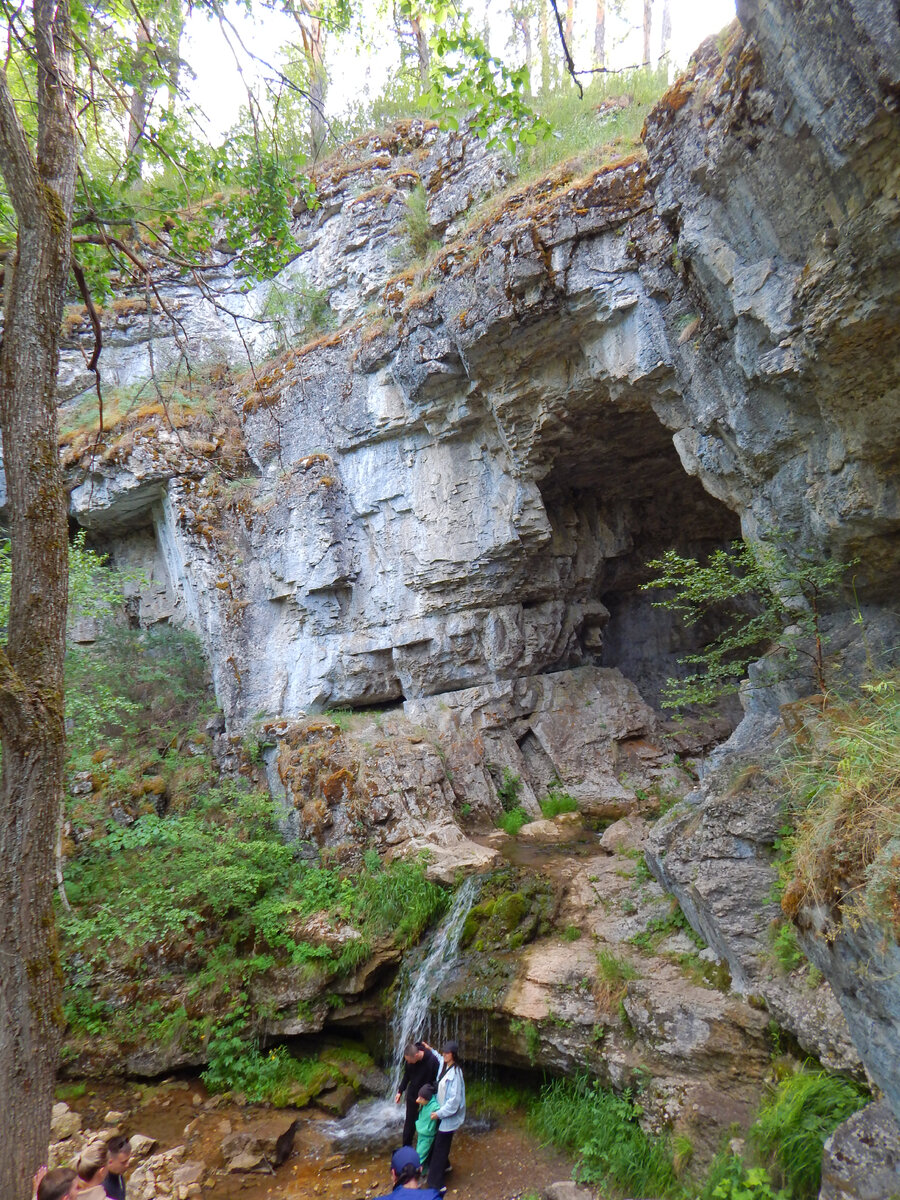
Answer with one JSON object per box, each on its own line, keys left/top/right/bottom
{"left": 372, "top": 1147, "right": 443, "bottom": 1199}
{"left": 414, "top": 1083, "right": 439, "bottom": 1167}
{"left": 395, "top": 1040, "right": 440, "bottom": 1147}
{"left": 424, "top": 1040, "right": 466, "bottom": 1190}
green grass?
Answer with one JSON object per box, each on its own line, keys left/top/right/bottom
{"left": 750, "top": 1066, "right": 868, "bottom": 1199}
{"left": 780, "top": 676, "right": 900, "bottom": 938}
{"left": 530, "top": 1076, "right": 681, "bottom": 1199}
{"left": 466, "top": 1077, "right": 530, "bottom": 1118}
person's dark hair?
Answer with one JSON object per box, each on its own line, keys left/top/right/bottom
{"left": 418, "top": 1083, "right": 436, "bottom": 1101}
{"left": 37, "top": 1168, "right": 76, "bottom": 1200}
{"left": 395, "top": 1161, "right": 421, "bottom": 1185}
{"left": 107, "top": 1135, "right": 131, "bottom": 1155}
{"left": 403, "top": 1042, "right": 419, "bottom": 1058}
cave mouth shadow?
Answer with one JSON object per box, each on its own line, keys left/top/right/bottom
{"left": 534, "top": 405, "right": 743, "bottom": 716}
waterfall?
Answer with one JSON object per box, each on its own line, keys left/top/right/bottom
{"left": 387, "top": 874, "right": 479, "bottom": 1091}
{"left": 329, "top": 875, "right": 480, "bottom": 1151}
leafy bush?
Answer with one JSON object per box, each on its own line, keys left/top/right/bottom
{"left": 203, "top": 1031, "right": 333, "bottom": 1107}
{"left": 751, "top": 1067, "right": 868, "bottom": 1199}
{"left": 701, "top": 1155, "right": 788, "bottom": 1200}
{"left": 530, "top": 1076, "right": 681, "bottom": 1199}
{"left": 496, "top": 805, "right": 530, "bottom": 836}
{"left": 642, "top": 538, "right": 849, "bottom": 710}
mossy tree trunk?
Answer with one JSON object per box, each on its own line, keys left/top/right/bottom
{"left": 0, "top": 1, "right": 76, "bottom": 1195}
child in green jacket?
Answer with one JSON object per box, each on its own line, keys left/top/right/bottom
{"left": 415, "top": 1084, "right": 439, "bottom": 1167}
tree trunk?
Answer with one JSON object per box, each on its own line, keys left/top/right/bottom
{"left": 409, "top": 13, "right": 430, "bottom": 88}
{"left": 0, "top": 1, "right": 77, "bottom": 1195}
{"left": 301, "top": 15, "right": 328, "bottom": 160}
{"left": 593, "top": 0, "right": 605, "bottom": 68}
{"left": 643, "top": 0, "right": 652, "bottom": 65}
{"left": 659, "top": 0, "right": 671, "bottom": 64}
{"left": 539, "top": 0, "right": 550, "bottom": 94}
{"left": 127, "top": 21, "right": 153, "bottom": 170}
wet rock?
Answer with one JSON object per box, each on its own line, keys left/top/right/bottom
{"left": 518, "top": 813, "right": 583, "bottom": 844}
{"left": 317, "top": 1084, "right": 357, "bottom": 1116}
{"left": 820, "top": 1100, "right": 900, "bottom": 1200}
{"left": 50, "top": 1102, "right": 81, "bottom": 1140}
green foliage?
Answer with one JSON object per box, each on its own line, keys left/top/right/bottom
{"left": 496, "top": 766, "right": 523, "bottom": 811}
{"left": 65, "top": 624, "right": 211, "bottom": 761}
{"left": 510, "top": 1017, "right": 541, "bottom": 1064}
{"left": 751, "top": 1067, "right": 868, "bottom": 1199}
{"left": 322, "top": 707, "right": 355, "bottom": 731}
{"left": 540, "top": 785, "right": 578, "bottom": 818}
{"left": 703, "top": 1156, "right": 788, "bottom": 1200}
{"left": 203, "top": 1029, "right": 332, "bottom": 1106}
{"left": 401, "top": 184, "right": 440, "bottom": 261}
{"left": 779, "top": 676, "right": 900, "bottom": 937}
{"left": 466, "top": 1076, "right": 530, "bottom": 1118}
{"left": 530, "top": 1076, "right": 681, "bottom": 1199}
{"left": 642, "top": 538, "right": 850, "bottom": 709}
{"left": 769, "top": 922, "right": 806, "bottom": 972}
{"left": 562, "top": 924, "right": 582, "bottom": 942}
{"left": 0, "top": 532, "right": 131, "bottom": 638}
{"left": 496, "top": 805, "right": 530, "bottom": 836}
{"left": 260, "top": 276, "right": 334, "bottom": 350}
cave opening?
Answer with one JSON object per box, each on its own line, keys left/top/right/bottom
{"left": 535, "top": 406, "right": 742, "bottom": 715}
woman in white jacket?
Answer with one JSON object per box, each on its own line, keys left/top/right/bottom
{"left": 424, "top": 1040, "right": 466, "bottom": 1190}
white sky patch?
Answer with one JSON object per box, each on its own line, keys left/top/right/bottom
{"left": 183, "top": 0, "right": 736, "bottom": 143}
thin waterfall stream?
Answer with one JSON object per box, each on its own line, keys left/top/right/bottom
{"left": 329, "top": 876, "right": 480, "bottom": 1151}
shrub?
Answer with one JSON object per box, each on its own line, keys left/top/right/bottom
{"left": 496, "top": 805, "right": 530, "bottom": 836}
{"left": 530, "top": 1076, "right": 681, "bottom": 1199}
{"left": 496, "top": 766, "right": 523, "bottom": 811}
{"left": 751, "top": 1067, "right": 868, "bottom": 1199}
{"left": 642, "top": 538, "right": 850, "bottom": 710}
{"left": 540, "top": 786, "right": 578, "bottom": 818}
{"left": 402, "top": 184, "right": 439, "bottom": 261}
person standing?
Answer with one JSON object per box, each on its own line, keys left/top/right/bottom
{"left": 74, "top": 1142, "right": 109, "bottom": 1200}
{"left": 414, "top": 1084, "right": 439, "bottom": 1168}
{"left": 103, "top": 1137, "right": 131, "bottom": 1200}
{"left": 394, "top": 1040, "right": 439, "bottom": 1147}
{"left": 425, "top": 1040, "right": 465, "bottom": 1191}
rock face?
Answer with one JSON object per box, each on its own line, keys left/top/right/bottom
{"left": 645, "top": 747, "right": 864, "bottom": 1076}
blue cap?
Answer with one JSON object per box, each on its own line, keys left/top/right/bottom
{"left": 391, "top": 1146, "right": 421, "bottom": 1175}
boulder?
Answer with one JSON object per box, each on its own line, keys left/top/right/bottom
{"left": 819, "top": 1100, "right": 900, "bottom": 1200}
{"left": 50, "top": 1102, "right": 81, "bottom": 1141}
{"left": 599, "top": 816, "right": 649, "bottom": 854}
{"left": 544, "top": 1183, "right": 594, "bottom": 1200}
{"left": 316, "top": 1083, "right": 357, "bottom": 1116}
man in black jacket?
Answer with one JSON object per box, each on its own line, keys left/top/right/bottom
{"left": 394, "top": 1041, "right": 439, "bottom": 1146}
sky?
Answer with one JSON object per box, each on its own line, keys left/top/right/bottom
{"left": 182, "top": 0, "right": 737, "bottom": 143}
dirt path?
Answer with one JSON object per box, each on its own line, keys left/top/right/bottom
{"left": 69, "top": 1079, "right": 574, "bottom": 1200}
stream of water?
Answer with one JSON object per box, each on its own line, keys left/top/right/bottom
{"left": 329, "top": 876, "right": 480, "bottom": 1151}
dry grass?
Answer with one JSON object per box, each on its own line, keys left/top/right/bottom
{"left": 780, "top": 678, "right": 900, "bottom": 936}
